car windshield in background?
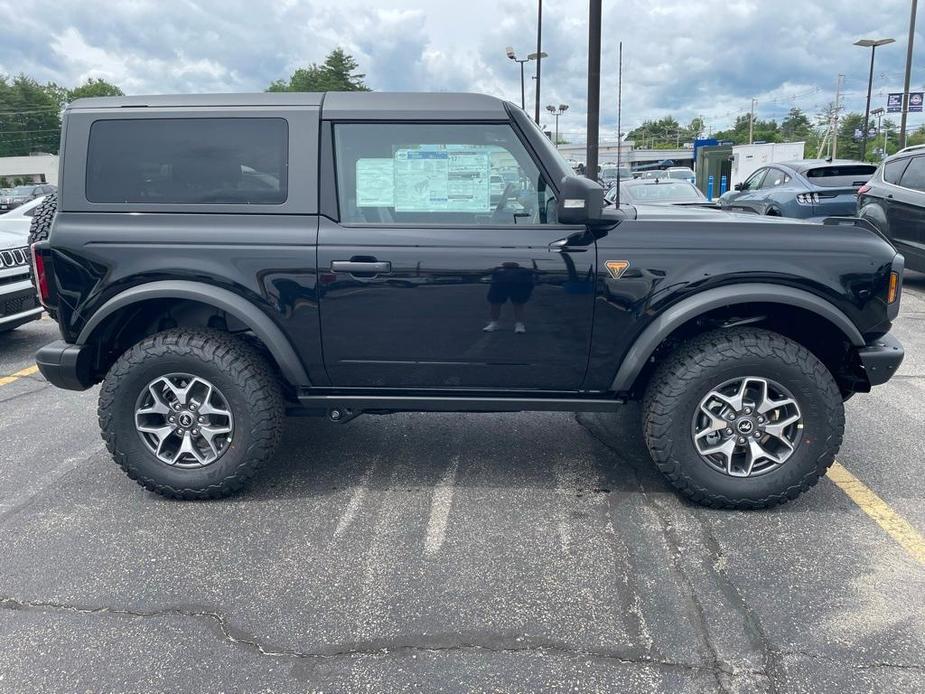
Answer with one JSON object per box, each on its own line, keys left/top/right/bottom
{"left": 622, "top": 181, "right": 704, "bottom": 203}
{"left": 805, "top": 165, "right": 876, "bottom": 188}
{"left": 667, "top": 168, "right": 695, "bottom": 180}
{"left": 12, "top": 186, "right": 35, "bottom": 194}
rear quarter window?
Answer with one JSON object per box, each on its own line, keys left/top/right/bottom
{"left": 86, "top": 118, "right": 289, "bottom": 205}
{"left": 883, "top": 158, "right": 910, "bottom": 184}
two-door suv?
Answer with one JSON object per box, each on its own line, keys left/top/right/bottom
{"left": 30, "top": 92, "right": 905, "bottom": 508}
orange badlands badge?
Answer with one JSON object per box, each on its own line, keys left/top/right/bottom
{"left": 605, "top": 260, "right": 630, "bottom": 279}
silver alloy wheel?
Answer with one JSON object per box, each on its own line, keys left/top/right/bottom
{"left": 691, "top": 376, "right": 802, "bottom": 478}
{"left": 134, "top": 373, "right": 234, "bottom": 468}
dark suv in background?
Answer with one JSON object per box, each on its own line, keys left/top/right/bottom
{"left": 857, "top": 145, "right": 925, "bottom": 272}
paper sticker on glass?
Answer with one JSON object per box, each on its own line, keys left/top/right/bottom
{"left": 393, "top": 146, "right": 491, "bottom": 213}
{"left": 356, "top": 158, "right": 395, "bottom": 207}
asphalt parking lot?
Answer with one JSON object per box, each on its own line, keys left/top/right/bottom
{"left": 0, "top": 275, "right": 922, "bottom": 693}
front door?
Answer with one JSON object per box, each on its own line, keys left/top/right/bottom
{"left": 317, "top": 121, "right": 596, "bottom": 391}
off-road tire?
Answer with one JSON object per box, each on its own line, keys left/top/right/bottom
{"left": 27, "top": 192, "right": 56, "bottom": 245}
{"left": 99, "top": 329, "right": 285, "bottom": 499}
{"left": 26, "top": 192, "right": 57, "bottom": 319}
{"left": 642, "top": 328, "right": 844, "bottom": 509}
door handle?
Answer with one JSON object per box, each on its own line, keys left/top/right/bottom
{"left": 548, "top": 239, "right": 588, "bottom": 253}
{"left": 331, "top": 260, "right": 392, "bottom": 274}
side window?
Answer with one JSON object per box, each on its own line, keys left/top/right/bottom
{"left": 761, "top": 169, "right": 787, "bottom": 188}
{"left": 743, "top": 169, "right": 766, "bottom": 191}
{"left": 333, "top": 122, "right": 557, "bottom": 225}
{"left": 86, "top": 118, "right": 289, "bottom": 204}
{"left": 899, "top": 156, "right": 925, "bottom": 191}
{"left": 885, "top": 157, "right": 912, "bottom": 186}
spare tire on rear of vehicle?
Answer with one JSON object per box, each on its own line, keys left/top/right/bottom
{"left": 27, "top": 192, "right": 57, "bottom": 245}
{"left": 27, "top": 192, "right": 57, "bottom": 319}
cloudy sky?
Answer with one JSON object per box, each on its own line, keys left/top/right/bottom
{"left": 1, "top": 0, "right": 922, "bottom": 141}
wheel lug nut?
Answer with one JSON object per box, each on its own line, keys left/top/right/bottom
{"left": 192, "top": 428, "right": 199, "bottom": 435}
{"left": 198, "top": 416, "right": 206, "bottom": 423}
{"left": 744, "top": 407, "right": 752, "bottom": 414}
{"left": 754, "top": 431, "right": 761, "bottom": 438}
{"left": 168, "top": 416, "right": 176, "bottom": 423}
{"left": 738, "top": 437, "right": 746, "bottom": 444}
{"left": 725, "top": 428, "right": 733, "bottom": 435}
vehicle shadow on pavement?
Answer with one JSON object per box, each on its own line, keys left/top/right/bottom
{"left": 244, "top": 405, "right": 675, "bottom": 502}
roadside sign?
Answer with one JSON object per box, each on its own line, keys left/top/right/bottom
{"left": 888, "top": 93, "right": 903, "bottom": 112}
{"left": 910, "top": 92, "right": 924, "bottom": 112}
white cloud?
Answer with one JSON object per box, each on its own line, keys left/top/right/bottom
{"left": 1, "top": 0, "right": 922, "bottom": 140}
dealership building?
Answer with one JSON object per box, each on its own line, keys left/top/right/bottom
{"left": 0, "top": 154, "right": 59, "bottom": 186}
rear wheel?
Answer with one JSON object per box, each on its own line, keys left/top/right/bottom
{"left": 99, "top": 329, "right": 284, "bottom": 499}
{"left": 642, "top": 328, "right": 844, "bottom": 509}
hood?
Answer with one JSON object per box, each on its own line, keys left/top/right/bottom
{"left": 0, "top": 226, "right": 29, "bottom": 249}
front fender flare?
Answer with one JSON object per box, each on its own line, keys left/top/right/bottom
{"left": 610, "top": 283, "right": 864, "bottom": 393}
{"left": 77, "top": 280, "right": 311, "bottom": 387}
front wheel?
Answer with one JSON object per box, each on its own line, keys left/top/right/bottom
{"left": 99, "top": 329, "right": 284, "bottom": 499}
{"left": 642, "top": 328, "right": 844, "bottom": 509}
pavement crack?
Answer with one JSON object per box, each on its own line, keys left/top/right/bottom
{"left": 0, "top": 595, "right": 754, "bottom": 676}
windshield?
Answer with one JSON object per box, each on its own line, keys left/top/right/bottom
{"left": 622, "top": 181, "right": 704, "bottom": 203}
{"left": 668, "top": 169, "right": 694, "bottom": 179}
{"left": 12, "top": 186, "right": 35, "bottom": 194}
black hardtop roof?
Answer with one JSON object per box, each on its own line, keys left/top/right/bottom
{"left": 66, "top": 91, "right": 512, "bottom": 120}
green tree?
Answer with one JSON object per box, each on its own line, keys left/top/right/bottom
{"left": 780, "top": 107, "right": 812, "bottom": 142}
{"left": 713, "top": 114, "right": 781, "bottom": 145}
{"left": 268, "top": 48, "right": 370, "bottom": 92}
{"left": 68, "top": 78, "right": 124, "bottom": 101}
{"left": 0, "top": 74, "right": 62, "bottom": 156}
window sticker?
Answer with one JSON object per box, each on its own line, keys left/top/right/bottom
{"left": 393, "top": 146, "right": 491, "bottom": 212}
{"left": 356, "top": 158, "right": 394, "bottom": 207}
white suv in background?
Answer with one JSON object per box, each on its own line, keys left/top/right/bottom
{"left": 0, "top": 196, "right": 45, "bottom": 332}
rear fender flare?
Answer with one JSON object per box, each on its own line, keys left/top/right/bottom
{"left": 610, "top": 283, "right": 864, "bottom": 393}
{"left": 77, "top": 280, "right": 310, "bottom": 387}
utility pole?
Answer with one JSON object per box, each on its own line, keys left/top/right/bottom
{"left": 615, "top": 41, "right": 623, "bottom": 206}
{"left": 534, "top": 0, "right": 543, "bottom": 124}
{"left": 586, "top": 0, "right": 602, "bottom": 180}
{"left": 832, "top": 74, "right": 844, "bottom": 159}
{"left": 748, "top": 98, "right": 757, "bottom": 144}
{"left": 900, "top": 0, "right": 919, "bottom": 148}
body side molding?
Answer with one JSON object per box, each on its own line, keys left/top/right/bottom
{"left": 610, "top": 283, "right": 865, "bottom": 393}
{"left": 76, "top": 280, "right": 311, "bottom": 386}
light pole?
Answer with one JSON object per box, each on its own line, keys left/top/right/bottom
{"left": 506, "top": 47, "right": 546, "bottom": 111}
{"left": 534, "top": 0, "right": 543, "bottom": 124}
{"left": 855, "top": 38, "right": 895, "bottom": 160}
{"left": 871, "top": 107, "right": 885, "bottom": 159}
{"left": 900, "top": 0, "right": 919, "bottom": 148}
{"left": 546, "top": 104, "right": 569, "bottom": 146}
{"left": 505, "top": 48, "right": 530, "bottom": 110}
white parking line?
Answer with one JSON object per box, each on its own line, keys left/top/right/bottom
{"left": 333, "top": 462, "right": 376, "bottom": 539}
{"left": 424, "top": 455, "right": 460, "bottom": 556}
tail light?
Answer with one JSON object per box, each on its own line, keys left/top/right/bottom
{"left": 796, "top": 192, "right": 819, "bottom": 205}
{"left": 30, "top": 243, "right": 53, "bottom": 308}
{"left": 857, "top": 184, "right": 872, "bottom": 196}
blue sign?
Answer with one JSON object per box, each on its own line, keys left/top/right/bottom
{"left": 910, "top": 92, "right": 924, "bottom": 112}
{"left": 888, "top": 93, "right": 903, "bottom": 113}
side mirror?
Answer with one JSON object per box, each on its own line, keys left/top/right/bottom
{"left": 734, "top": 182, "right": 745, "bottom": 191}
{"left": 556, "top": 175, "right": 604, "bottom": 225}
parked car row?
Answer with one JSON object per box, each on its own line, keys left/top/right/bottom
{"left": 0, "top": 183, "right": 56, "bottom": 213}
{"left": 0, "top": 195, "right": 46, "bottom": 332}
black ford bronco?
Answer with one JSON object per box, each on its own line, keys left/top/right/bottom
{"left": 30, "top": 92, "right": 905, "bottom": 508}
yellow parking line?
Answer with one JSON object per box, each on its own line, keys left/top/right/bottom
{"left": 0, "top": 365, "right": 39, "bottom": 387}
{"left": 829, "top": 461, "right": 925, "bottom": 565}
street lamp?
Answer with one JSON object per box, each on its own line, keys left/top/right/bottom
{"left": 871, "top": 107, "right": 886, "bottom": 159}
{"left": 855, "top": 37, "right": 895, "bottom": 160}
{"left": 506, "top": 47, "right": 547, "bottom": 111}
{"left": 546, "top": 104, "right": 569, "bottom": 147}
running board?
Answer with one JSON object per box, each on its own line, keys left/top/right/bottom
{"left": 296, "top": 394, "right": 625, "bottom": 413}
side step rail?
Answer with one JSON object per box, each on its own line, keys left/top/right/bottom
{"left": 296, "top": 394, "right": 625, "bottom": 414}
